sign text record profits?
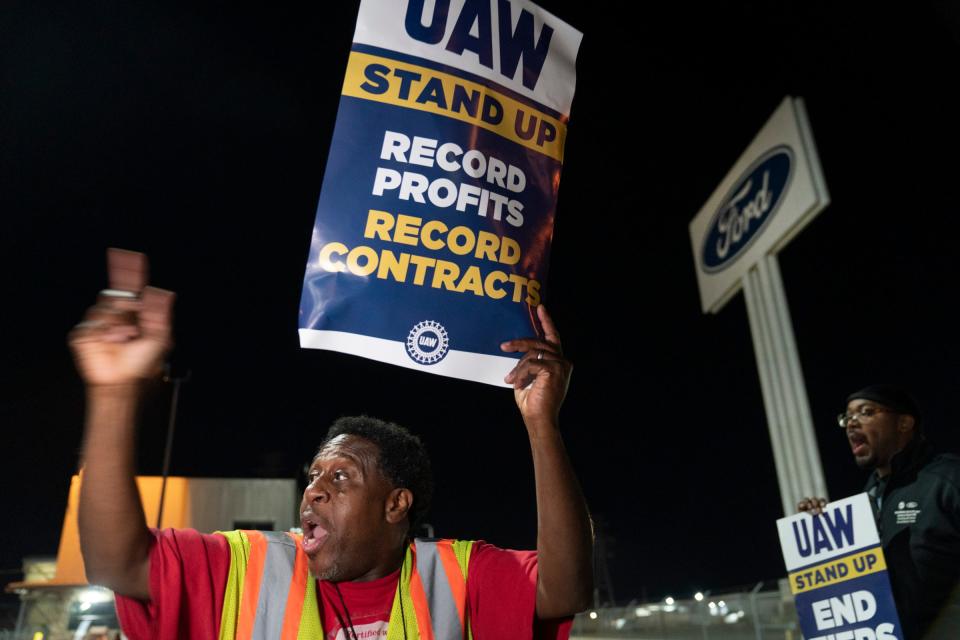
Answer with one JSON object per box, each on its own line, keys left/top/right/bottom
{"left": 312, "top": 130, "right": 540, "bottom": 306}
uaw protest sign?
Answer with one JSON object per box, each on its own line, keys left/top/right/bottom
{"left": 298, "top": 0, "right": 582, "bottom": 386}
{"left": 777, "top": 494, "right": 903, "bottom": 640}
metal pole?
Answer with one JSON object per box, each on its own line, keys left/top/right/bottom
{"left": 12, "top": 595, "right": 27, "bottom": 638}
{"left": 700, "top": 599, "right": 709, "bottom": 640}
{"left": 156, "top": 369, "right": 190, "bottom": 529}
{"left": 749, "top": 582, "right": 763, "bottom": 640}
{"left": 743, "top": 267, "right": 796, "bottom": 515}
{"left": 767, "top": 256, "right": 827, "bottom": 498}
{"left": 743, "top": 256, "right": 828, "bottom": 514}
{"left": 756, "top": 258, "right": 811, "bottom": 497}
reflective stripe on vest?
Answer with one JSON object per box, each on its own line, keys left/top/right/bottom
{"left": 414, "top": 540, "right": 470, "bottom": 639}
{"left": 218, "top": 532, "right": 474, "bottom": 640}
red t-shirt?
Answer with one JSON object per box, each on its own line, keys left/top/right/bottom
{"left": 317, "top": 568, "right": 398, "bottom": 640}
{"left": 115, "top": 529, "right": 571, "bottom": 640}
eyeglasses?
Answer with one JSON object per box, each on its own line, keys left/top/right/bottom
{"left": 837, "top": 405, "right": 896, "bottom": 428}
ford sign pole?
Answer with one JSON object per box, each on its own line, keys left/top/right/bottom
{"left": 743, "top": 255, "right": 825, "bottom": 514}
{"left": 689, "top": 97, "right": 830, "bottom": 516}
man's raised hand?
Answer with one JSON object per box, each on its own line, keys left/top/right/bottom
{"left": 500, "top": 304, "right": 572, "bottom": 428}
{"left": 69, "top": 249, "right": 175, "bottom": 387}
{"left": 797, "top": 497, "right": 828, "bottom": 516}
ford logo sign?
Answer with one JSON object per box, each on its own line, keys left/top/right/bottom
{"left": 701, "top": 145, "right": 794, "bottom": 272}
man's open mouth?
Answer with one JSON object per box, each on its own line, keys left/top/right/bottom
{"left": 849, "top": 432, "right": 868, "bottom": 456}
{"left": 300, "top": 513, "right": 330, "bottom": 555}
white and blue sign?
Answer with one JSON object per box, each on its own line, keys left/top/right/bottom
{"left": 777, "top": 494, "right": 903, "bottom": 640}
{"left": 700, "top": 146, "right": 793, "bottom": 272}
{"left": 298, "top": 0, "right": 582, "bottom": 386}
{"left": 689, "top": 97, "right": 830, "bottom": 313}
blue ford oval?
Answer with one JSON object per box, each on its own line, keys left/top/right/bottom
{"left": 701, "top": 146, "right": 794, "bottom": 272}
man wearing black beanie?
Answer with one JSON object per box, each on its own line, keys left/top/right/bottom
{"left": 798, "top": 385, "right": 960, "bottom": 639}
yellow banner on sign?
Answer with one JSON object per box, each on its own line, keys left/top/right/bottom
{"left": 341, "top": 51, "right": 567, "bottom": 161}
{"left": 789, "top": 547, "right": 888, "bottom": 594}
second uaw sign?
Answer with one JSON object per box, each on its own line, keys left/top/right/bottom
{"left": 777, "top": 494, "right": 903, "bottom": 640}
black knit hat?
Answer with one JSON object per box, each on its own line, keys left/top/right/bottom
{"left": 846, "top": 384, "right": 922, "bottom": 426}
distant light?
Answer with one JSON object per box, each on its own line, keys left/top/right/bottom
{"left": 708, "top": 602, "right": 717, "bottom": 609}
{"left": 694, "top": 592, "right": 704, "bottom": 602}
{"left": 665, "top": 596, "right": 675, "bottom": 605}
{"left": 614, "top": 618, "right": 626, "bottom": 629}
{"left": 589, "top": 611, "right": 598, "bottom": 620}
{"left": 635, "top": 607, "right": 651, "bottom": 617}
{"left": 718, "top": 600, "right": 726, "bottom": 608}
{"left": 78, "top": 588, "right": 112, "bottom": 605}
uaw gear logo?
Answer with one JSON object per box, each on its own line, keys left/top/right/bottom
{"left": 405, "top": 320, "right": 450, "bottom": 365}
{"left": 895, "top": 500, "right": 921, "bottom": 525}
{"left": 701, "top": 145, "right": 795, "bottom": 272}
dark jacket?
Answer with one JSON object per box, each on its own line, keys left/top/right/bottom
{"left": 864, "top": 438, "right": 960, "bottom": 639}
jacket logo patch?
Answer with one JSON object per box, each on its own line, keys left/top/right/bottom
{"left": 895, "top": 501, "right": 921, "bottom": 524}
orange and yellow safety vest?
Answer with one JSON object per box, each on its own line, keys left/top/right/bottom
{"left": 217, "top": 530, "right": 475, "bottom": 640}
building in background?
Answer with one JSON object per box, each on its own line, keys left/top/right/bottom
{"left": 5, "top": 475, "right": 297, "bottom": 640}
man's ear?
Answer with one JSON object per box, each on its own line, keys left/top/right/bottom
{"left": 385, "top": 487, "right": 413, "bottom": 525}
{"left": 898, "top": 414, "right": 916, "bottom": 434}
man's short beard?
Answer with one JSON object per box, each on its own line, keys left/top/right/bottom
{"left": 854, "top": 454, "right": 876, "bottom": 470}
{"left": 310, "top": 560, "right": 344, "bottom": 582}
{"left": 307, "top": 561, "right": 343, "bottom": 582}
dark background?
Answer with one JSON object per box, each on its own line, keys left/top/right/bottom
{"left": 2, "top": 0, "right": 959, "bottom": 606}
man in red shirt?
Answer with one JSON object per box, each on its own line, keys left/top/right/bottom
{"left": 70, "top": 249, "right": 592, "bottom": 639}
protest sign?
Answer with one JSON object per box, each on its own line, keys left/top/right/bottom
{"left": 777, "top": 494, "right": 903, "bottom": 640}
{"left": 298, "top": 0, "right": 582, "bottom": 386}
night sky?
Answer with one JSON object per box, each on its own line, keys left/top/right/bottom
{"left": 3, "top": 0, "right": 960, "bottom": 607}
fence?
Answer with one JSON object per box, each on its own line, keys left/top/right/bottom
{"left": 572, "top": 583, "right": 799, "bottom": 640}
{"left": 1, "top": 582, "right": 800, "bottom": 640}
